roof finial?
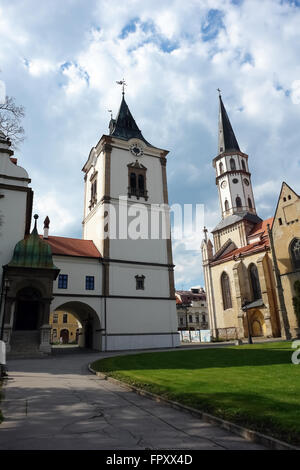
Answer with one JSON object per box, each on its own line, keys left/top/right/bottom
{"left": 33, "top": 214, "right": 39, "bottom": 233}
{"left": 217, "top": 88, "right": 221, "bottom": 97}
{"left": 116, "top": 78, "right": 127, "bottom": 96}
{"left": 108, "top": 109, "right": 113, "bottom": 119}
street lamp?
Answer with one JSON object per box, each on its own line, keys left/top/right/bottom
{"left": 0, "top": 278, "right": 10, "bottom": 341}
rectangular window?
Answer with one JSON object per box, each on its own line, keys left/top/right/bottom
{"left": 58, "top": 274, "right": 68, "bottom": 289}
{"left": 53, "top": 313, "right": 58, "bottom": 323}
{"left": 86, "top": 276, "right": 95, "bottom": 290}
{"left": 195, "top": 315, "right": 199, "bottom": 323}
{"left": 189, "top": 315, "right": 193, "bottom": 323}
{"left": 135, "top": 275, "right": 145, "bottom": 290}
{"left": 63, "top": 313, "right": 68, "bottom": 323}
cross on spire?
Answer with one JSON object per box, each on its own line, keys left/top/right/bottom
{"left": 116, "top": 78, "right": 127, "bottom": 96}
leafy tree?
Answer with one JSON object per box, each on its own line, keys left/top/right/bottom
{"left": 0, "top": 95, "right": 25, "bottom": 149}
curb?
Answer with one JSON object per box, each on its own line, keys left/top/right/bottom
{"left": 88, "top": 363, "right": 299, "bottom": 451}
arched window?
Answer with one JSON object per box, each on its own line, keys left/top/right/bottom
{"left": 248, "top": 197, "right": 253, "bottom": 209}
{"left": 290, "top": 238, "right": 300, "bottom": 270}
{"left": 130, "top": 173, "right": 137, "bottom": 194}
{"left": 219, "top": 162, "right": 224, "bottom": 174}
{"left": 230, "top": 158, "right": 236, "bottom": 170}
{"left": 242, "top": 159, "right": 246, "bottom": 171}
{"left": 249, "top": 264, "right": 262, "bottom": 300}
{"left": 221, "top": 272, "right": 232, "bottom": 310}
{"left": 236, "top": 196, "right": 242, "bottom": 208}
{"left": 224, "top": 200, "right": 229, "bottom": 212}
{"left": 138, "top": 174, "right": 145, "bottom": 193}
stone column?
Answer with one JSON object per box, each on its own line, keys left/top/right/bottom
{"left": 39, "top": 299, "right": 52, "bottom": 354}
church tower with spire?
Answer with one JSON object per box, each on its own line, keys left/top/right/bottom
{"left": 81, "top": 87, "right": 179, "bottom": 350}
{"left": 211, "top": 94, "right": 261, "bottom": 252}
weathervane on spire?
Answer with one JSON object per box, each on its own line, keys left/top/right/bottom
{"left": 217, "top": 88, "right": 221, "bottom": 97}
{"left": 116, "top": 78, "right": 127, "bottom": 96}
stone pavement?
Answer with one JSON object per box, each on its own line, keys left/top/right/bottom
{"left": 0, "top": 351, "right": 266, "bottom": 450}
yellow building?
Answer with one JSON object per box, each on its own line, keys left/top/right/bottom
{"left": 49, "top": 311, "right": 81, "bottom": 344}
{"left": 201, "top": 94, "right": 298, "bottom": 341}
{"left": 269, "top": 182, "right": 300, "bottom": 338}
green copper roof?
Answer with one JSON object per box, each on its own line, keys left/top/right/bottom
{"left": 8, "top": 215, "right": 58, "bottom": 270}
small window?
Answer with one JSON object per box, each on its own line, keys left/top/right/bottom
{"left": 219, "top": 162, "right": 224, "bottom": 174}
{"left": 85, "top": 276, "right": 95, "bottom": 290}
{"left": 288, "top": 195, "right": 291, "bottom": 200}
{"left": 135, "top": 275, "right": 145, "bottom": 290}
{"left": 195, "top": 315, "right": 199, "bottom": 323}
{"left": 248, "top": 197, "right": 253, "bottom": 209}
{"left": 53, "top": 313, "right": 58, "bottom": 323}
{"left": 283, "top": 197, "right": 286, "bottom": 202}
{"left": 63, "top": 313, "right": 68, "bottom": 324}
{"left": 236, "top": 196, "right": 242, "bottom": 208}
{"left": 202, "top": 314, "right": 206, "bottom": 322}
{"left": 180, "top": 317, "right": 184, "bottom": 325}
{"left": 242, "top": 160, "right": 246, "bottom": 171}
{"left": 278, "top": 218, "right": 283, "bottom": 225}
{"left": 189, "top": 315, "right": 193, "bottom": 323}
{"left": 224, "top": 200, "right": 229, "bottom": 212}
{"left": 58, "top": 274, "right": 68, "bottom": 289}
{"left": 52, "top": 329, "right": 57, "bottom": 338}
{"left": 230, "top": 158, "right": 236, "bottom": 170}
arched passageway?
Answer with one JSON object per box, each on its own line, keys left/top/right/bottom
{"left": 52, "top": 301, "right": 102, "bottom": 351}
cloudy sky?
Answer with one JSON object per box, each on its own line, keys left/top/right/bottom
{"left": 1, "top": 0, "right": 300, "bottom": 290}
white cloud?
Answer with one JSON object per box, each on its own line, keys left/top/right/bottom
{"left": 23, "top": 58, "right": 57, "bottom": 77}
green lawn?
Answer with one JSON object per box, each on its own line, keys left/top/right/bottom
{"left": 91, "top": 342, "right": 300, "bottom": 446}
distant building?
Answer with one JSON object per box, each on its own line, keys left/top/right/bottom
{"left": 175, "top": 287, "right": 208, "bottom": 331}
{"left": 49, "top": 311, "right": 81, "bottom": 344}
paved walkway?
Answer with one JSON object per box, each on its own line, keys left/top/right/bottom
{"left": 0, "top": 352, "right": 266, "bottom": 450}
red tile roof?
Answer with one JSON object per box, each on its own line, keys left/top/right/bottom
{"left": 40, "top": 235, "right": 101, "bottom": 258}
{"left": 248, "top": 217, "right": 273, "bottom": 238}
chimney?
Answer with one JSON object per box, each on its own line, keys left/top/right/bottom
{"left": 43, "top": 216, "right": 50, "bottom": 239}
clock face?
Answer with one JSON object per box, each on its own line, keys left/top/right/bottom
{"left": 130, "top": 143, "right": 144, "bottom": 157}
{"left": 221, "top": 180, "right": 227, "bottom": 188}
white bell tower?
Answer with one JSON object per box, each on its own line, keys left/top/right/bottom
{"left": 213, "top": 93, "right": 257, "bottom": 219}
{"left": 81, "top": 86, "right": 179, "bottom": 350}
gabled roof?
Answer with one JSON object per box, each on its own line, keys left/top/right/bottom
{"left": 218, "top": 95, "right": 240, "bottom": 154}
{"left": 210, "top": 217, "right": 273, "bottom": 265}
{"left": 40, "top": 236, "right": 101, "bottom": 258}
{"left": 109, "top": 95, "right": 152, "bottom": 146}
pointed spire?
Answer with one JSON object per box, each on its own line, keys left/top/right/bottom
{"left": 218, "top": 94, "right": 240, "bottom": 154}
{"left": 109, "top": 94, "right": 151, "bottom": 145}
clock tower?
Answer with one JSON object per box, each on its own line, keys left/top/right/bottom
{"left": 82, "top": 90, "right": 179, "bottom": 350}
{"left": 211, "top": 94, "right": 262, "bottom": 251}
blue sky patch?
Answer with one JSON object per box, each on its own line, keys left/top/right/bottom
{"left": 201, "top": 9, "right": 224, "bottom": 42}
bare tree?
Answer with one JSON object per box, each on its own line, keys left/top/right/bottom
{"left": 0, "top": 96, "right": 25, "bottom": 149}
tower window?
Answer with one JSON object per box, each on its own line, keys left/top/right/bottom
{"left": 290, "top": 238, "right": 300, "bottom": 270}
{"left": 58, "top": 274, "right": 68, "bottom": 289}
{"left": 128, "top": 161, "right": 148, "bottom": 200}
{"left": 221, "top": 272, "right": 232, "bottom": 310}
{"left": 248, "top": 197, "right": 253, "bottom": 209}
{"left": 219, "top": 162, "right": 224, "bottom": 174}
{"left": 224, "top": 200, "right": 229, "bottom": 212}
{"left": 135, "top": 275, "right": 145, "bottom": 290}
{"left": 89, "top": 179, "right": 97, "bottom": 209}
{"left": 230, "top": 158, "right": 236, "bottom": 171}
{"left": 236, "top": 196, "right": 242, "bottom": 208}
{"left": 242, "top": 159, "right": 246, "bottom": 171}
